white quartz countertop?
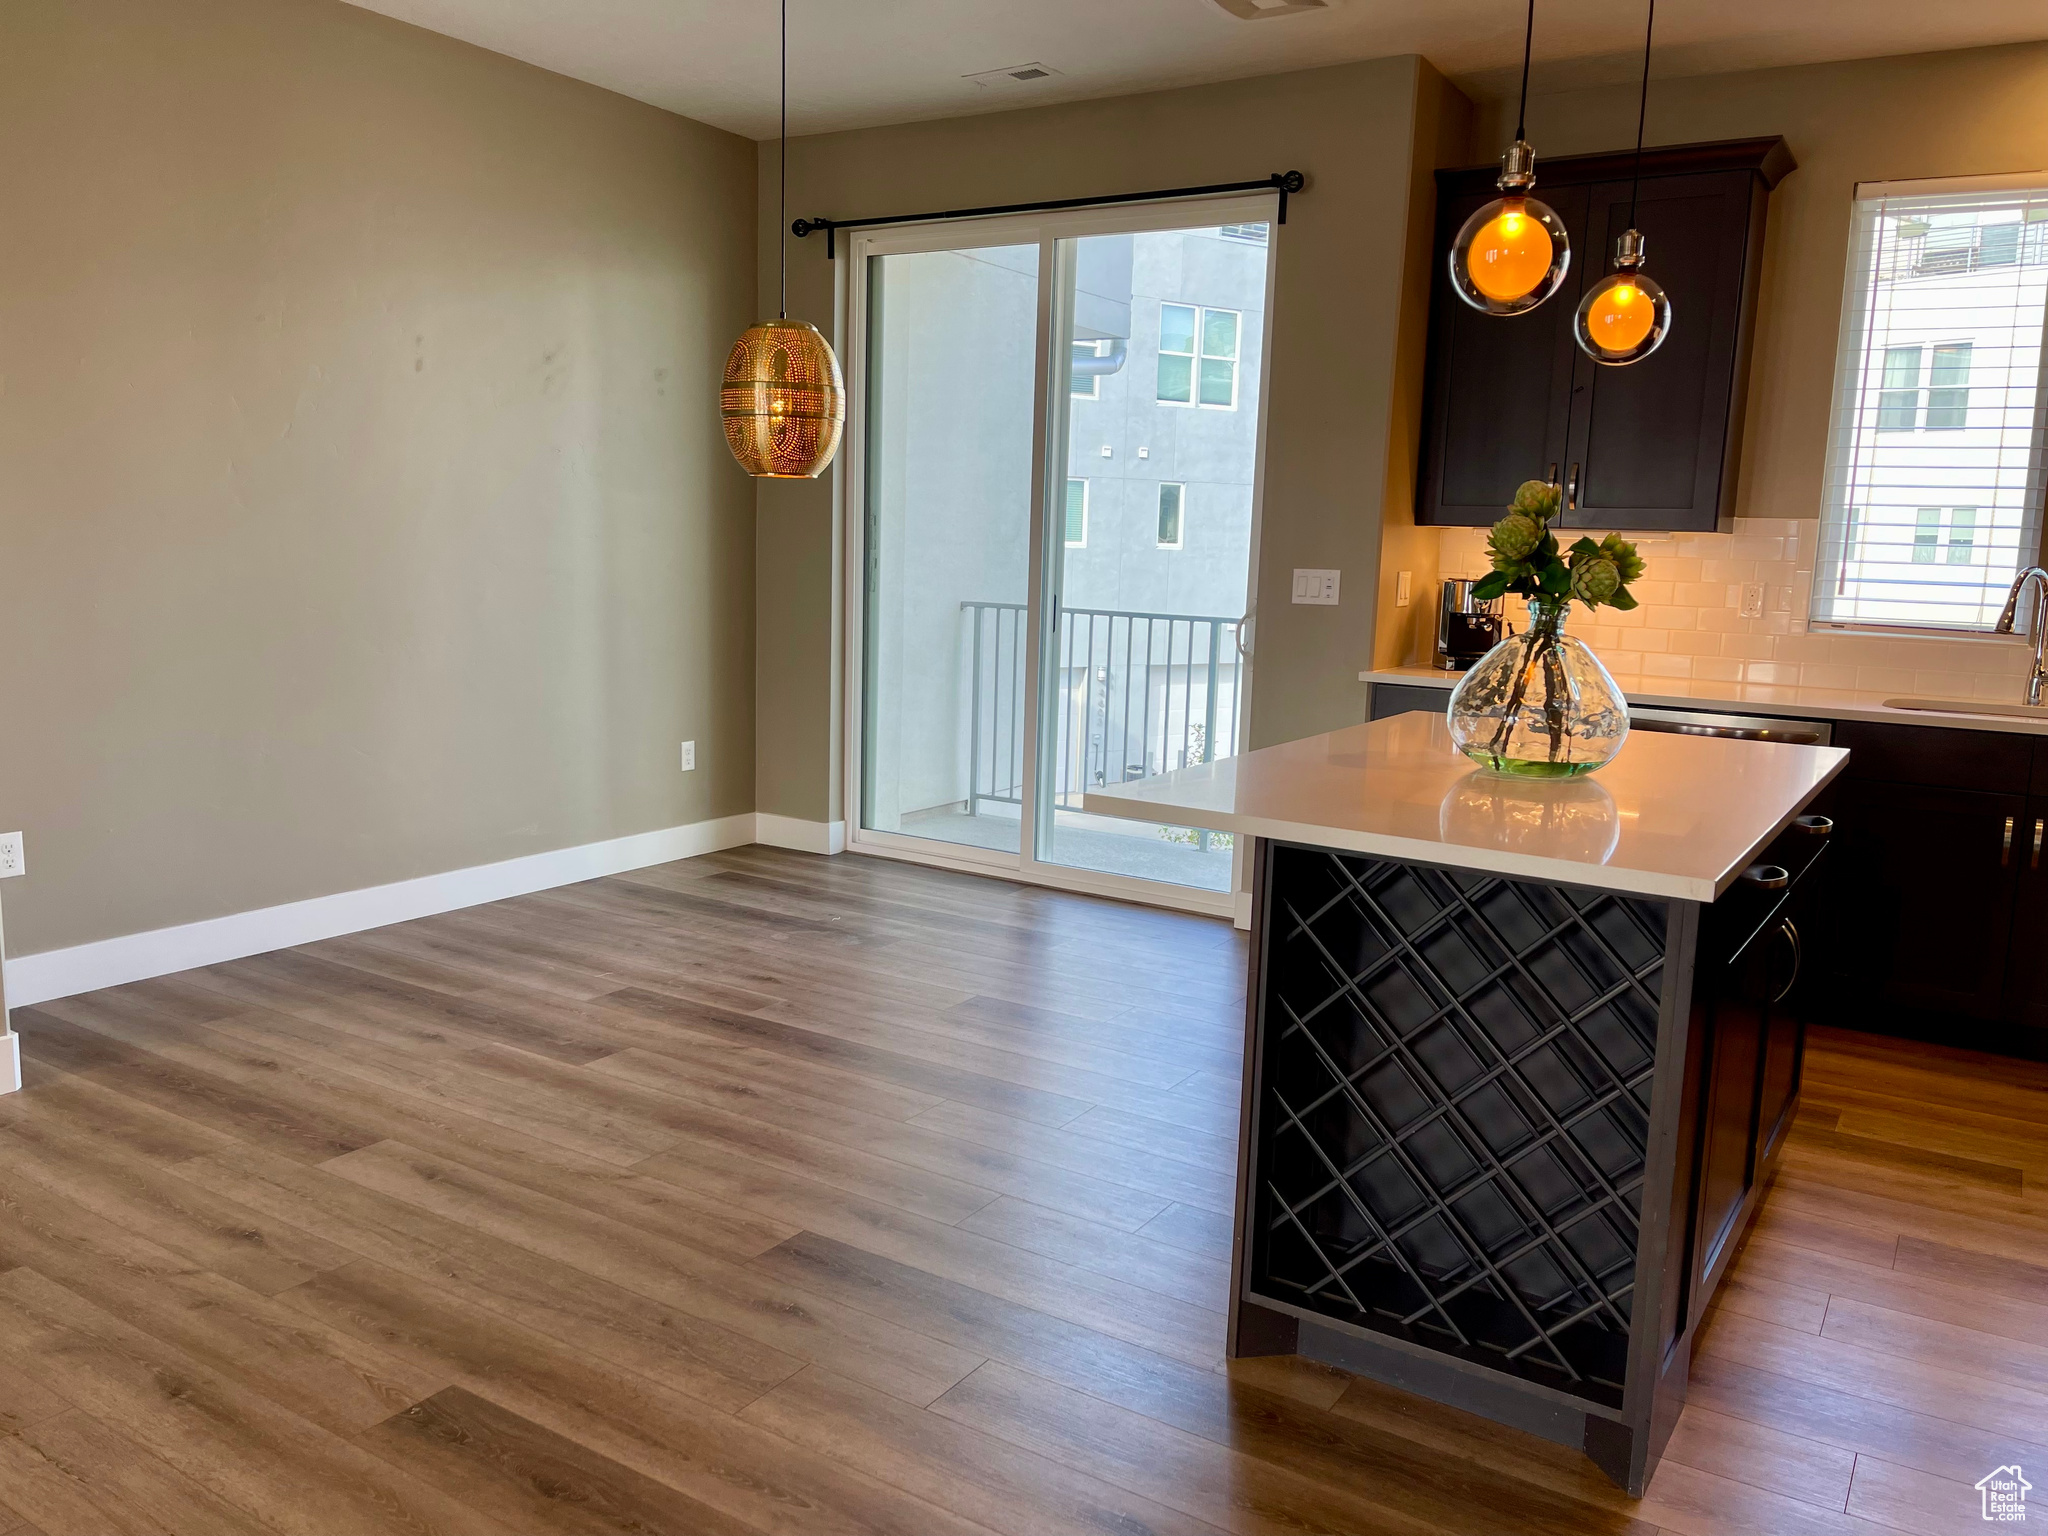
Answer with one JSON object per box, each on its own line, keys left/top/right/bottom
{"left": 1360, "top": 665, "right": 2048, "bottom": 736}
{"left": 1082, "top": 712, "right": 1848, "bottom": 903}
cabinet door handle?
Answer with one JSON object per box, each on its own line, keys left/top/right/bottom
{"left": 1771, "top": 919, "right": 1802, "bottom": 1004}
{"left": 1567, "top": 462, "right": 1581, "bottom": 512}
{"left": 2033, "top": 818, "right": 2044, "bottom": 870}
{"left": 2003, "top": 815, "right": 2016, "bottom": 866}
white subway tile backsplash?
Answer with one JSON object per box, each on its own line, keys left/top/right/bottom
{"left": 1429, "top": 516, "right": 2027, "bottom": 699}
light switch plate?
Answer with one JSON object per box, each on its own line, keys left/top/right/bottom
{"left": 1292, "top": 569, "right": 1340, "bottom": 605}
{"left": 1395, "top": 570, "right": 1412, "bottom": 608}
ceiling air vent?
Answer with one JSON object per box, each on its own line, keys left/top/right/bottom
{"left": 1211, "top": 0, "right": 1329, "bottom": 17}
{"left": 963, "top": 62, "right": 1064, "bottom": 88}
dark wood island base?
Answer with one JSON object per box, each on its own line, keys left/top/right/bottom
{"left": 1224, "top": 828, "right": 1828, "bottom": 1496}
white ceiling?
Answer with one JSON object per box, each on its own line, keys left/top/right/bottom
{"left": 343, "top": 0, "right": 2048, "bottom": 141}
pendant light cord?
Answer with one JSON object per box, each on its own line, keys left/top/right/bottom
{"left": 1514, "top": 0, "right": 1533, "bottom": 142}
{"left": 778, "top": 0, "right": 788, "bottom": 321}
{"left": 1628, "top": 0, "right": 1654, "bottom": 229}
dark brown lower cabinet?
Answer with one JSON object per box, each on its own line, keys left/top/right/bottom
{"left": 2002, "top": 797, "right": 2048, "bottom": 1029}
{"left": 1831, "top": 778, "right": 2022, "bottom": 1020}
{"left": 1692, "top": 866, "right": 1813, "bottom": 1318}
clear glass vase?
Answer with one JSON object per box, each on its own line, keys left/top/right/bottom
{"left": 1446, "top": 598, "right": 1629, "bottom": 777}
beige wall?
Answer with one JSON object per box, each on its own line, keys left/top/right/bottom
{"left": 756, "top": 58, "right": 1466, "bottom": 825}
{"left": 0, "top": 0, "right": 758, "bottom": 957}
{"left": 1425, "top": 42, "right": 2048, "bottom": 690}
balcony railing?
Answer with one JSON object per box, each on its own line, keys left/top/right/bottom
{"left": 962, "top": 601, "right": 1243, "bottom": 820}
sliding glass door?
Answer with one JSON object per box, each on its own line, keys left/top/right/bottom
{"left": 849, "top": 201, "right": 1274, "bottom": 913}
{"left": 857, "top": 241, "right": 1040, "bottom": 856}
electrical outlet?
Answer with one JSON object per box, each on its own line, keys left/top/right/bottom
{"left": 1292, "top": 569, "right": 1340, "bottom": 605}
{"left": 0, "top": 832, "right": 23, "bottom": 879}
{"left": 680, "top": 741, "right": 696, "bottom": 772}
{"left": 1739, "top": 583, "right": 1765, "bottom": 619}
{"left": 1395, "top": 570, "right": 1413, "bottom": 608}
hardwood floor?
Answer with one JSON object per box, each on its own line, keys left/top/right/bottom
{"left": 0, "top": 844, "right": 2041, "bottom": 1535}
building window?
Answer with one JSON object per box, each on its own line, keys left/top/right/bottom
{"left": 1927, "top": 342, "right": 1973, "bottom": 428}
{"left": 1157, "top": 483, "right": 1185, "bottom": 548}
{"left": 1070, "top": 339, "right": 1107, "bottom": 399}
{"left": 1157, "top": 303, "right": 1240, "bottom": 408}
{"left": 1812, "top": 175, "right": 2048, "bottom": 632}
{"left": 1218, "top": 222, "right": 1270, "bottom": 245}
{"left": 1913, "top": 508, "right": 1940, "bottom": 564}
{"left": 1876, "top": 345, "right": 1922, "bottom": 430}
{"left": 1064, "top": 479, "right": 1087, "bottom": 547}
{"left": 1950, "top": 507, "right": 1979, "bottom": 564}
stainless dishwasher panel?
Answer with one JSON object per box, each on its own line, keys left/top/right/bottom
{"left": 1628, "top": 706, "right": 1834, "bottom": 746}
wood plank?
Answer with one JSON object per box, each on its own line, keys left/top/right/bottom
{"left": 0, "top": 1267, "right": 519, "bottom": 1536}
{"left": 957, "top": 1195, "right": 1231, "bottom": 1313}
{"left": 0, "top": 1160, "right": 446, "bottom": 1436}
{"left": 175, "top": 1145, "right": 806, "bottom": 1414}
{"left": 739, "top": 1365, "right": 1228, "bottom": 1536}
{"left": 589, "top": 1048, "right": 1168, "bottom": 1230}
{"left": 596, "top": 985, "right": 1093, "bottom": 1128}
{"left": 581, "top": 1031, "right": 945, "bottom": 1124}
{"left": 1843, "top": 1455, "right": 1999, "bottom": 1536}
{"left": 1713, "top": 1271, "right": 1830, "bottom": 1335}
{"left": 12, "top": 1010, "right": 378, "bottom": 1165}
{"left": 281, "top": 1259, "right": 991, "bottom": 1536}
{"left": 935, "top": 1358, "right": 1656, "bottom": 1536}
{"left": 1136, "top": 1203, "right": 1234, "bottom": 1258}
{"left": 1688, "top": 1333, "right": 2048, "bottom": 1478}
{"left": 1784, "top": 1121, "right": 2025, "bottom": 1192}
{"left": 629, "top": 1151, "right": 1228, "bottom": 1370}
{"left": 1739, "top": 1235, "right": 2048, "bottom": 1351}
{"left": 48, "top": 998, "right": 797, "bottom": 1266}
{"left": 907, "top": 1098, "right": 1238, "bottom": 1214}
{"left": 322, "top": 1139, "right": 983, "bottom": 1405}
{"left": 356, "top": 1386, "right": 763, "bottom": 1536}
{"left": 747, "top": 1229, "right": 1231, "bottom": 1417}
{"left": 0, "top": 1409, "right": 278, "bottom": 1536}
{"left": 1819, "top": 1293, "right": 2048, "bottom": 1395}
{"left": 1656, "top": 1402, "right": 1855, "bottom": 1509}
{"left": 1894, "top": 1235, "right": 2048, "bottom": 1309}
{"left": 0, "top": 1109, "right": 356, "bottom": 1297}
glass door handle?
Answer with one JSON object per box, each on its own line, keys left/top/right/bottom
{"left": 1567, "top": 463, "right": 1581, "bottom": 512}
{"left": 1235, "top": 608, "right": 1253, "bottom": 659}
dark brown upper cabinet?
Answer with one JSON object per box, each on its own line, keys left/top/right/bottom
{"left": 1417, "top": 137, "right": 1796, "bottom": 532}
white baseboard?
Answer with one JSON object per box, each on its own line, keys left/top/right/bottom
{"left": 1, "top": 811, "right": 758, "bottom": 1010}
{"left": 0, "top": 1032, "right": 18, "bottom": 1096}
{"left": 754, "top": 814, "right": 847, "bottom": 856}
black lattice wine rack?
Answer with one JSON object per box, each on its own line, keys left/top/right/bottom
{"left": 1249, "top": 843, "right": 1668, "bottom": 1407}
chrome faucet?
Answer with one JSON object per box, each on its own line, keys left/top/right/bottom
{"left": 1995, "top": 566, "right": 2048, "bottom": 705}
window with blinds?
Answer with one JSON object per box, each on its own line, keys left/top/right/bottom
{"left": 1813, "top": 175, "right": 2048, "bottom": 631}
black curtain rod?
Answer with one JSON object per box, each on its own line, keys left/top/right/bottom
{"left": 792, "top": 171, "right": 1306, "bottom": 258}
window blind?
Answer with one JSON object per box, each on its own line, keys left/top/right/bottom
{"left": 1813, "top": 175, "right": 2048, "bottom": 631}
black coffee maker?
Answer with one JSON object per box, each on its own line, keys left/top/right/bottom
{"left": 1436, "top": 578, "right": 1505, "bottom": 670}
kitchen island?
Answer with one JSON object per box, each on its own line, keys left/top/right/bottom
{"left": 1085, "top": 712, "right": 1849, "bottom": 1496}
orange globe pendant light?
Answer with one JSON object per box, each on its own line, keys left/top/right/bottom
{"left": 723, "top": 0, "right": 844, "bottom": 479}
{"left": 1449, "top": 1, "right": 1570, "bottom": 316}
{"left": 722, "top": 321, "right": 844, "bottom": 478}
{"left": 1575, "top": 231, "right": 1670, "bottom": 365}
{"left": 1574, "top": 1, "right": 1673, "bottom": 366}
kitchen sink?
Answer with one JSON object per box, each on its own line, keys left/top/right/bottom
{"left": 1883, "top": 696, "right": 2048, "bottom": 720}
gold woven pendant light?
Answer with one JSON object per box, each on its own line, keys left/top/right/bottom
{"left": 722, "top": 0, "right": 844, "bottom": 479}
